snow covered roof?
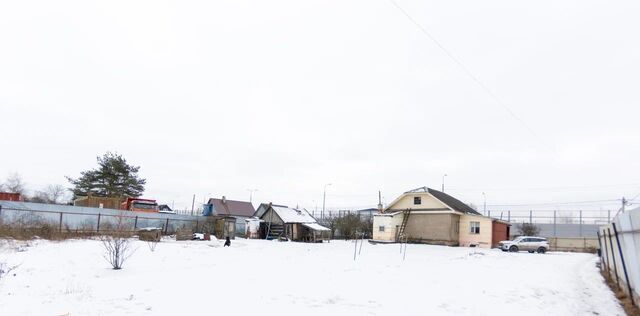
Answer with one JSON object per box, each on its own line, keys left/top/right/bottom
{"left": 302, "top": 223, "right": 330, "bottom": 231}
{"left": 269, "top": 206, "right": 317, "bottom": 224}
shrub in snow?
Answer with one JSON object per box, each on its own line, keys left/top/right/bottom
{"left": 100, "top": 213, "right": 136, "bottom": 270}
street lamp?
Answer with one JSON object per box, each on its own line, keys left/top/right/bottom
{"left": 441, "top": 174, "right": 447, "bottom": 192}
{"left": 322, "top": 183, "right": 332, "bottom": 218}
{"left": 482, "top": 192, "right": 486, "bottom": 216}
{"left": 247, "top": 189, "right": 258, "bottom": 203}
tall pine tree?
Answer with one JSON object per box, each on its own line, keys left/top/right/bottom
{"left": 67, "top": 152, "right": 146, "bottom": 198}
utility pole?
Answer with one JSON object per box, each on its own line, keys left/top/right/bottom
{"left": 622, "top": 197, "right": 627, "bottom": 213}
{"left": 247, "top": 189, "right": 258, "bottom": 203}
{"left": 322, "top": 183, "right": 332, "bottom": 218}
{"left": 441, "top": 174, "right": 447, "bottom": 192}
{"left": 191, "top": 194, "right": 195, "bottom": 216}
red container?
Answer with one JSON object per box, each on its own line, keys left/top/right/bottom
{"left": 0, "top": 192, "right": 22, "bottom": 201}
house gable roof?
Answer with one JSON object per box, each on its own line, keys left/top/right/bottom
{"left": 207, "top": 197, "right": 256, "bottom": 217}
{"left": 386, "top": 186, "right": 481, "bottom": 215}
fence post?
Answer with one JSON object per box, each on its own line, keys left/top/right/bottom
{"left": 579, "top": 210, "right": 583, "bottom": 237}
{"left": 608, "top": 210, "right": 611, "bottom": 223}
{"left": 59, "top": 212, "right": 63, "bottom": 232}
{"left": 602, "top": 229, "right": 611, "bottom": 273}
{"left": 488, "top": 210, "right": 491, "bottom": 218}
{"left": 97, "top": 213, "right": 101, "bottom": 233}
{"left": 508, "top": 211, "right": 510, "bottom": 222}
{"left": 529, "top": 210, "right": 532, "bottom": 224}
{"left": 164, "top": 218, "right": 169, "bottom": 234}
{"left": 134, "top": 216, "right": 138, "bottom": 229}
{"left": 607, "top": 228, "right": 620, "bottom": 289}
{"left": 553, "top": 211, "right": 557, "bottom": 237}
{"left": 612, "top": 223, "right": 635, "bottom": 305}
{"left": 196, "top": 220, "right": 199, "bottom": 232}
{"left": 596, "top": 231, "right": 604, "bottom": 271}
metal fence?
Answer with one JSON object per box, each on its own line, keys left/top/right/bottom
{"left": 0, "top": 201, "right": 203, "bottom": 235}
{"left": 598, "top": 208, "right": 639, "bottom": 306}
{"left": 312, "top": 209, "right": 612, "bottom": 238}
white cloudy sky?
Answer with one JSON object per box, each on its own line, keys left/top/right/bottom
{"left": 1, "top": 0, "right": 639, "bottom": 212}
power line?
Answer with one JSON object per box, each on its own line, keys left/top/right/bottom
{"left": 387, "top": 0, "right": 549, "bottom": 147}
{"left": 485, "top": 199, "right": 620, "bottom": 207}
{"left": 449, "top": 183, "right": 640, "bottom": 192}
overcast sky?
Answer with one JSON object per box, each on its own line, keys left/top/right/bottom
{"left": 1, "top": 0, "right": 639, "bottom": 212}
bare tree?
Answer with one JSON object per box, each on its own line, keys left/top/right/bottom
{"left": 4, "top": 173, "right": 26, "bottom": 195}
{"left": 100, "top": 213, "right": 136, "bottom": 270}
{"left": 35, "top": 184, "right": 67, "bottom": 204}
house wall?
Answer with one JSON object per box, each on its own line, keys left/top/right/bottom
{"left": 388, "top": 193, "right": 451, "bottom": 211}
{"left": 403, "top": 213, "right": 460, "bottom": 245}
{"left": 459, "top": 214, "right": 493, "bottom": 248}
{"left": 373, "top": 214, "right": 403, "bottom": 241}
{"left": 261, "top": 209, "right": 283, "bottom": 225}
{"left": 491, "top": 221, "right": 510, "bottom": 247}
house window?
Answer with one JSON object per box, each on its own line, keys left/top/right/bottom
{"left": 470, "top": 221, "right": 480, "bottom": 234}
{"left": 379, "top": 226, "right": 385, "bottom": 232}
{"left": 413, "top": 197, "right": 421, "bottom": 205}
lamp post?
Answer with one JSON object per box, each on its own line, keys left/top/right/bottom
{"left": 247, "top": 189, "right": 258, "bottom": 203}
{"left": 322, "top": 183, "right": 332, "bottom": 218}
{"left": 441, "top": 174, "right": 447, "bottom": 192}
{"left": 482, "top": 192, "right": 486, "bottom": 216}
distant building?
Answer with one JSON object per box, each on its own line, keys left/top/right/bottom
{"left": 0, "top": 192, "right": 22, "bottom": 202}
{"left": 203, "top": 196, "right": 255, "bottom": 237}
{"left": 373, "top": 187, "right": 510, "bottom": 248}
{"left": 356, "top": 208, "right": 378, "bottom": 217}
{"left": 158, "top": 204, "right": 175, "bottom": 214}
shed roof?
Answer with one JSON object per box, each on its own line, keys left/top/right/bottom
{"left": 207, "top": 198, "right": 255, "bottom": 217}
{"left": 268, "top": 205, "right": 318, "bottom": 224}
{"left": 302, "top": 223, "right": 330, "bottom": 231}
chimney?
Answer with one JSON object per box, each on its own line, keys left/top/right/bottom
{"left": 222, "top": 196, "right": 226, "bottom": 204}
{"left": 377, "top": 190, "right": 383, "bottom": 213}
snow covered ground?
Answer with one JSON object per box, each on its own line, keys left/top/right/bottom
{"left": 0, "top": 238, "right": 624, "bottom": 316}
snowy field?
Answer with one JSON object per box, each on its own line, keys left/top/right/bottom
{"left": 0, "top": 238, "right": 624, "bottom": 316}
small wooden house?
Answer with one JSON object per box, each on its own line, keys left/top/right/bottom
{"left": 258, "top": 204, "right": 330, "bottom": 242}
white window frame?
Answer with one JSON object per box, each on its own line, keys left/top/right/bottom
{"left": 470, "top": 221, "right": 480, "bottom": 234}
{"left": 378, "top": 225, "right": 385, "bottom": 232}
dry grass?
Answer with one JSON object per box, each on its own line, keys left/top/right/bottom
{"left": 600, "top": 267, "right": 640, "bottom": 316}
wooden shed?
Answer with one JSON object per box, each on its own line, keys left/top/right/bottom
{"left": 258, "top": 204, "right": 330, "bottom": 242}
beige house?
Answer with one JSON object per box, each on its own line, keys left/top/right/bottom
{"left": 372, "top": 187, "right": 510, "bottom": 248}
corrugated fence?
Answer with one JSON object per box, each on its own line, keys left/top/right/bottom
{"left": 0, "top": 200, "right": 203, "bottom": 234}
{"left": 598, "top": 207, "right": 640, "bottom": 306}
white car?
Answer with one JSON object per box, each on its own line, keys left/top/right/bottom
{"left": 498, "top": 236, "right": 549, "bottom": 254}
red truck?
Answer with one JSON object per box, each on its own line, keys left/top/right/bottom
{"left": 120, "top": 197, "right": 158, "bottom": 213}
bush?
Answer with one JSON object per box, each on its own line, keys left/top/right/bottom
{"left": 100, "top": 214, "right": 136, "bottom": 270}
{"left": 334, "top": 214, "right": 373, "bottom": 239}
{"left": 517, "top": 223, "right": 541, "bottom": 236}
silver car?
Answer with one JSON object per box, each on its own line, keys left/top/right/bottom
{"left": 498, "top": 236, "right": 549, "bottom": 254}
